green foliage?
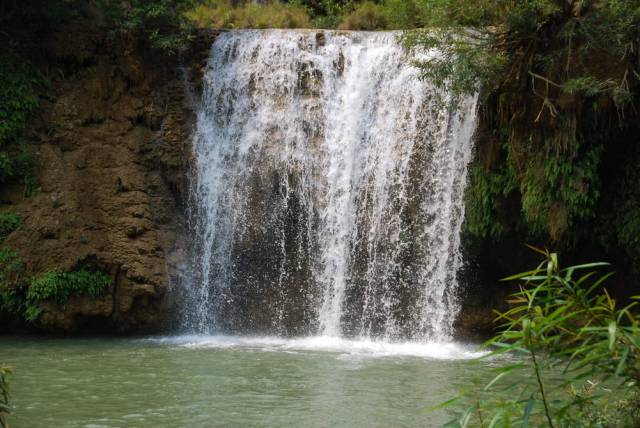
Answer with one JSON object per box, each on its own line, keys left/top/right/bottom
{"left": 0, "top": 213, "right": 22, "bottom": 244}
{"left": 390, "top": 2, "right": 508, "bottom": 91}
{"left": 0, "top": 56, "right": 42, "bottom": 145}
{"left": 0, "top": 247, "right": 26, "bottom": 317}
{"left": 402, "top": 28, "right": 506, "bottom": 96}
{"left": 0, "top": 55, "right": 42, "bottom": 194}
{"left": 0, "top": 51, "right": 40, "bottom": 203}
{"left": 464, "top": 162, "right": 517, "bottom": 240}
{"left": 186, "top": 0, "right": 508, "bottom": 30}
{"left": 519, "top": 143, "right": 602, "bottom": 240}
{"left": 25, "top": 270, "right": 112, "bottom": 321}
{"left": 187, "top": 0, "right": 312, "bottom": 29}
{"left": 402, "top": 1, "right": 640, "bottom": 245}
{"left": 442, "top": 248, "right": 640, "bottom": 427}
{"left": 401, "top": 0, "right": 570, "bottom": 95}
{"left": 375, "top": 0, "right": 422, "bottom": 29}
{"left": 463, "top": 136, "right": 602, "bottom": 242}
{"left": 103, "top": 0, "right": 196, "bottom": 54}
{"left": 0, "top": 252, "right": 111, "bottom": 322}
{"left": 28, "top": 270, "right": 111, "bottom": 303}
{"left": 505, "top": 0, "right": 561, "bottom": 38}
{"left": 401, "top": 0, "right": 640, "bottom": 106}
{"left": 0, "top": 248, "right": 25, "bottom": 291}
{"left": 0, "top": 141, "right": 38, "bottom": 197}
{"left": 338, "top": 1, "right": 388, "bottom": 30}
{"left": 288, "top": 0, "right": 354, "bottom": 28}
{"left": 0, "top": 366, "right": 11, "bottom": 428}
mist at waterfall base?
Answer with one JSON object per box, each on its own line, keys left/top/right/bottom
{"left": 178, "top": 30, "right": 479, "bottom": 358}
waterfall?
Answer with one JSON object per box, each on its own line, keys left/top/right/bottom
{"left": 183, "top": 30, "right": 478, "bottom": 342}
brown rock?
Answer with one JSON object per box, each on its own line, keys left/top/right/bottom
{"left": 0, "top": 28, "right": 216, "bottom": 334}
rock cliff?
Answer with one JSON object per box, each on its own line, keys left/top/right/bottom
{"left": 0, "top": 26, "right": 215, "bottom": 333}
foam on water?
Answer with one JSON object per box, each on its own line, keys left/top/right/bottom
{"left": 150, "top": 335, "right": 488, "bottom": 360}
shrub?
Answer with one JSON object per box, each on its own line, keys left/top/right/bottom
{"left": 103, "top": 0, "right": 196, "bottom": 54}
{"left": 0, "top": 143, "right": 38, "bottom": 197}
{"left": 463, "top": 162, "right": 517, "bottom": 240}
{"left": 338, "top": 1, "right": 387, "bottom": 30}
{"left": 0, "top": 56, "right": 41, "bottom": 145}
{"left": 0, "top": 214, "right": 21, "bottom": 244}
{"left": 186, "top": 0, "right": 312, "bottom": 29}
{"left": 0, "top": 247, "right": 25, "bottom": 292}
{"left": 25, "top": 269, "right": 112, "bottom": 321}
{"left": 0, "top": 55, "right": 42, "bottom": 195}
{"left": 1, "top": 260, "right": 112, "bottom": 322}
{"left": 0, "top": 247, "right": 27, "bottom": 317}
{"left": 298, "top": 0, "right": 354, "bottom": 29}
{"left": 376, "top": 0, "right": 422, "bottom": 29}
{"left": 442, "top": 247, "right": 640, "bottom": 427}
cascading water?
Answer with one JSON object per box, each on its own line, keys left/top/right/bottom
{"left": 182, "top": 30, "right": 478, "bottom": 343}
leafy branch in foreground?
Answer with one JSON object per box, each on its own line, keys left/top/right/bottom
{"left": 443, "top": 246, "right": 640, "bottom": 427}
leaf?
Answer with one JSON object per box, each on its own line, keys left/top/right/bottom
{"left": 522, "top": 394, "right": 536, "bottom": 427}
{"left": 562, "top": 262, "right": 610, "bottom": 271}
{"left": 608, "top": 321, "right": 617, "bottom": 351}
{"left": 550, "top": 252, "right": 558, "bottom": 273}
{"left": 522, "top": 318, "right": 531, "bottom": 342}
{"left": 501, "top": 269, "right": 542, "bottom": 281}
{"left": 585, "top": 272, "right": 616, "bottom": 296}
{"left": 517, "top": 275, "right": 551, "bottom": 282}
{"left": 567, "top": 268, "right": 595, "bottom": 285}
{"left": 488, "top": 410, "right": 505, "bottom": 428}
{"left": 525, "top": 243, "right": 548, "bottom": 256}
{"left": 484, "top": 364, "right": 527, "bottom": 390}
{"left": 459, "top": 406, "right": 474, "bottom": 428}
{"left": 429, "top": 395, "right": 461, "bottom": 411}
{"left": 565, "top": 266, "right": 576, "bottom": 282}
{"left": 615, "top": 347, "right": 629, "bottom": 376}
{"left": 443, "top": 418, "right": 462, "bottom": 428}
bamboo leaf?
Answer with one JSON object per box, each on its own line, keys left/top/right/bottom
{"left": 522, "top": 394, "right": 536, "bottom": 427}
{"left": 459, "top": 406, "right": 474, "bottom": 428}
{"left": 585, "top": 272, "right": 615, "bottom": 296}
{"left": 562, "top": 262, "right": 610, "bottom": 271}
{"left": 443, "top": 417, "right": 462, "bottom": 428}
{"left": 488, "top": 410, "right": 505, "bottom": 428}
{"left": 430, "top": 396, "right": 461, "bottom": 411}
{"left": 484, "top": 364, "right": 527, "bottom": 390}
{"left": 501, "top": 271, "right": 541, "bottom": 281}
{"left": 524, "top": 243, "right": 548, "bottom": 256}
{"left": 608, "top": 321, "right": 617, "bottom": 351}
{"left": 615, "top": 347, "right": 629, "bottom": 376}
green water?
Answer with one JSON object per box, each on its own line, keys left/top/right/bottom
{"left": 1, "top": 335, "right": 499, "bottom": 427}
